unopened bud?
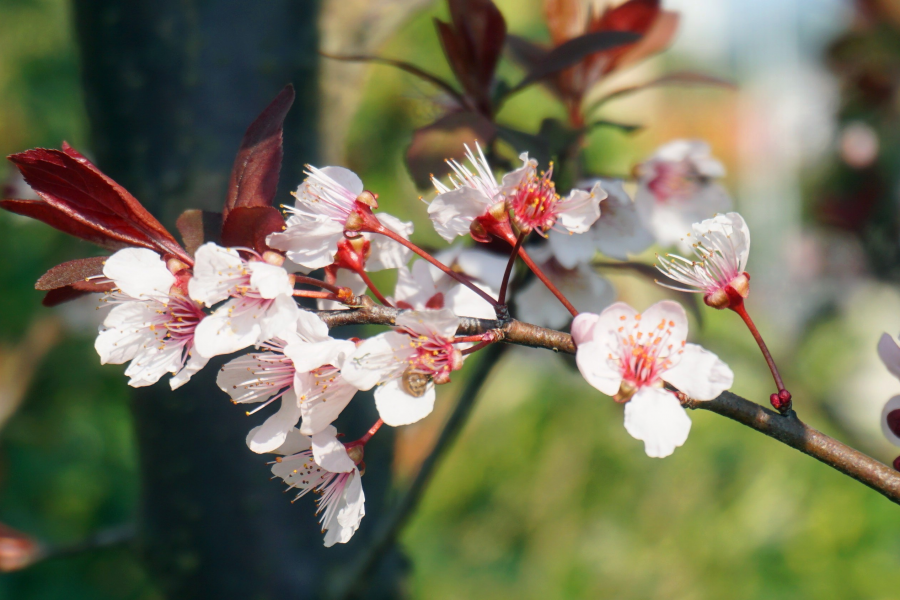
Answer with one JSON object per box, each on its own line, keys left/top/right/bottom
{"left": 770, "top": 389, "right": 792, "bottom": 412}
{"left": 893, "top": 456, "right": 900, "bottom": 472}
{"left": 262, "top": 250, "right": 285, "bottom": 266}
{"left": 336, "top": 286, "right": 356, "bottom": 304}
{"left": 356, "top": 190, "right": 379, "bottom": 209}
{"left": 887, "top": 409, "right": 900, "bottom": 437}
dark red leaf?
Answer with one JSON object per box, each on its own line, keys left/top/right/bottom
{"left": 220, "top": 206, "right": 286, "bottom": 255}
{"left": 7, "top": 147, "right": 191, "bottom": 263}
{"left": 41, "top": 279, "right": 114, "bottom": 307}
{"left": 598, "top": 0, "right": 660, "bottom": 32}
{"left": 36, "top": 256, "right": 107, "bottom": 291}
{"left": 406, "top": 111, "right": 497, "bottom": 189}
{"left": 436, "top": 0, "right": 506, "bottom": 114}
{"left": 176, "top": 209, "right": 223, "bottom": 256}
{"left": 224, "top": 85, "right": 295, "bottom": 218}
{"left": 1, "top": 199, "right": 126, "bottom": 250}
{"left": 512, "top": 30, "right": 641, "bottom": 91}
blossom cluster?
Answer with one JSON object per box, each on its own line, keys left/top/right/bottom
{"left": 5, "top": 128, "right": 754, "bottom": 546}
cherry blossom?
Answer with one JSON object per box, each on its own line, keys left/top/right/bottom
{"left": 268, "top": 426, "right": 365, "bottom": 547}
{"left": 95, "top": 248, "right": 208, "bottom": 390}
{"left": 572, "top": 300, "right": 733, "bottom": 457}
{"left": 391, "top": 245, "right": 505, "bottom": 320}
{"left": 634, "top": 140, "right": 731, "bottom": 249}
{"left": 429, "top": 144, "right": 603, "bottom": 241}
{"left": 342, "top": 309, "right": 464, "bottom": 426}
{"left": 429, "top": 144, "right": 526, "bottom": 242}
{"left": 548, "top": 178, "right": 654, "bottom": 267}
{"left": 216, "top": 311, "right": 357, "bottom": 452}
{"left": 516, "top": 246, "right": 615, "bottom": 329}
{"left": 656, "top": 212, "right": 751, "bottom": 309}
{"left": 506, "top": 167, "right": 604, "bottom": 237}
{"left": 188, "top": 242, "right": 300, "bottom": 358}
{"left": 267, "top": 166, "right": 410, "bottom": 269}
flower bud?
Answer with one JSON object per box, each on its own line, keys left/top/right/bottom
{"left": 886, "top": 409, "right": 900, "bottom": 438}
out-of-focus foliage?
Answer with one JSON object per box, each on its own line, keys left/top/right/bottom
{"left": 2, "top": 0, "right": 900, "bottom": 599}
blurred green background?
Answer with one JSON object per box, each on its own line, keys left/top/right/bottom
{"left": 2, "top": 0, "right": 900, "bottom": 598}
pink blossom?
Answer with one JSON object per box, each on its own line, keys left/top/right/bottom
{"left": 573, "top": 300, "right": 733, "bottom": 457}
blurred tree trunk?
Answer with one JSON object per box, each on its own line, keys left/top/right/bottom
{"left": 71, "top": 2, "right": 403, "bottom": 598}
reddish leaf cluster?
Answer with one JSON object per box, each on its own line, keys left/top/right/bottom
{"left": 509, "top": 0, "right": 678, "bottom": 126}
{"left": 1, "top": 85, "right": 297, "bottom": 306}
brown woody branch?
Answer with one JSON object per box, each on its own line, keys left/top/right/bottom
{"left": 316, "top": 304, "right": 900, "bottom": 506}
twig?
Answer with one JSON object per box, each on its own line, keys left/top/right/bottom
{"left": 331, "top": 343, "right": 508, "bottom": 600}
{"left": 683, "top": 393, "right": 900, "bottom": 503}
{"left": 315, "top": 304, "right": 900, "bottom": 507}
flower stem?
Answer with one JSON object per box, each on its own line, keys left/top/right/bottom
{"left": 498, "top": 232, "right": 524, "bottom": 306}
{"left": 292, "top": 289, "right": 338, "bottom": 300}
{"left": 461, "top": 339, "right": 494, "bottom": 355}
{"left": 294, "top": 275, "right": 343, "bottom": 295}
{"left": 354, "top": 269, "right": 393, "bottom": 307}
{"left": 365, "top": 223, "right": 499, "bottom": 307}
{"left": 359, "top": 418, "right": 384, "bottom": 445}
{"left": 731, "top": 301, "right": 787, "bottom": 393}
{"left": 452, "top": 334, "right": 487, "bottom": 344}
{"left": 516, "top": 246, "right": 578, "bottom": 317}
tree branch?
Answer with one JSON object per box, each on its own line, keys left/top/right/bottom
{"left": 316, "top": 304, "right": 900, "bottom": 506}
{"left": 682, "top": 393, "right": 900, "bottom": 503}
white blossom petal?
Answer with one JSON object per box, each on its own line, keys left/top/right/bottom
{"left": 396, "top": 308, "right": 459, "bottom": 340}
{"left": 247, "top": 389, "right": 302, "bottom": 453}
{"left": 311, "top": 426, "right": 355, "bottom": 473}
{"left": 297, "top": 373, "right": 357, "bottom": 436}
{"left": 374, "top": 377, "right": 437, "bottom": 426}
{"left": 248, "top": 261, "right": 293, "bottom": 299}
{"left": 170, "top": 351, "right": 209, "bottom": 390}
{"left": 366, "top": 213, "right": 414, "bottom": 271}
{"left": 624, "top": 387, "right": 692, "bottom": 458}
{"left": 188, "top": 244, "right": 245, "bottom": 306}
{"left": 428, "top": 186, "right": 492, "bottom": 242}
{"left": 878, "top": 333, "right": 900, "bottom": 381}
{"left": 575, "top": 340, "right": 623, "bottom": 396}
{"left": 104, "top": 248, "right": 175, "bottom": 299}
{"left": 556, "top": 183, "right": 603, "bottom": 234}
{"left": 662, "top": 343, "right": 733, "bottom": 401}
{"left": 342, "top": 332, "right": 410, "bottom": 390}
{"left": 266, "top": 215, "right": 345, "bottom": 270}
